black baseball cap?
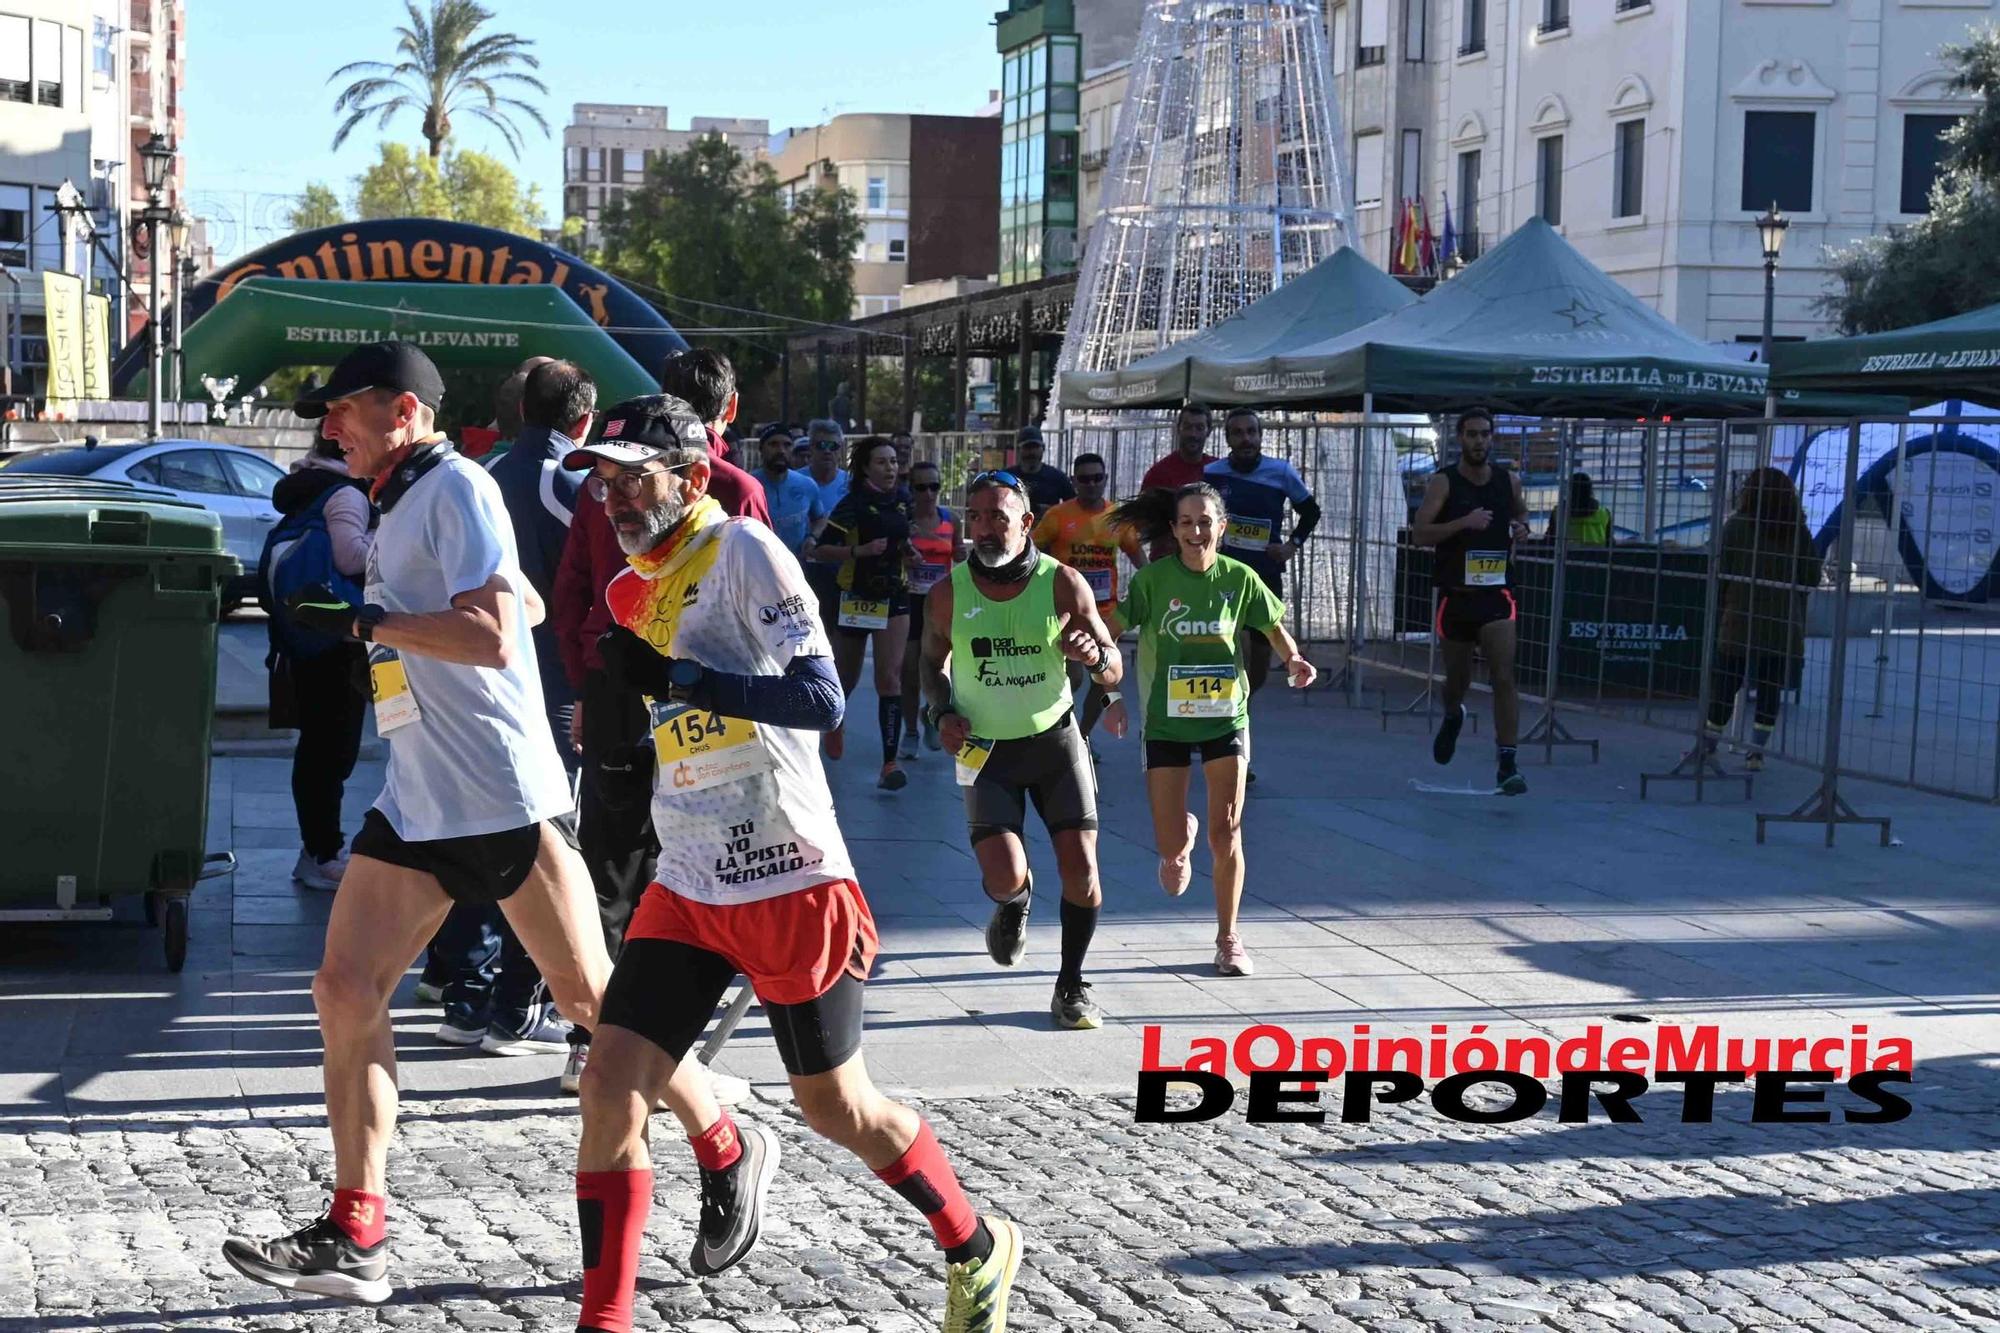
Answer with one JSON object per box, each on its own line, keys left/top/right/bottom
{"left": 1015, "top": 424, "right": 1044, "bottom": 445}
{"left": 563, "top": 394, "right": 709, "bottom": 470}
{"left": 293, "top": 340, "right": 446, "bottom": 419}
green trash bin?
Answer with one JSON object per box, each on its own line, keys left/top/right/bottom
{"left": 0, "top": 480, "right": 240, "bottom": 971}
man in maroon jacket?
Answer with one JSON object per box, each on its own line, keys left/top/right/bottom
{"left": 551, "top": 370, "right": 768, "bottom": 1093}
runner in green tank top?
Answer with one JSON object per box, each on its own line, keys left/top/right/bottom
{"left": 919, "top": 470, "right": 1123, "bottom": 1031}
{"left": 1101, "top": 482, "right": 1316, "bottom": 979}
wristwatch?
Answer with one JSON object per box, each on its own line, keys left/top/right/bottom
{"left": 666, "top": 657, "right": 705, "bottom": 701}
{"left": 925, "top": 701, "right": 955, "bottom": 728}
{"left": 355, "top": 603, "right": 388, "bottom": 643}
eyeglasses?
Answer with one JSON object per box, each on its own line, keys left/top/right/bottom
{"left": 585, "top": 464, "right": 688, "bottom": 502}
{"left": 912, "top": 482, "right": 942, "bottom": 492}
{"left": 813, "top": 440, "right": 841, "bottom": 451}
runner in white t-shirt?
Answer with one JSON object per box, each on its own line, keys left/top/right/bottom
{"left": 219, "top": 343, "right": 729, "bottom": 1309}
{"left": 568, "top": 395, "right": 1025, "bottom": 1333}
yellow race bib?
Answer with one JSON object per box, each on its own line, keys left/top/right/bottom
{"left": 837, "top": 593, "right": 891, "bottom": 630}
{"left": 1224, "top": 516, "right": 1273, "bottom": 552}
{"left": 1167, "top": 664, "right": 1241, "bottom": 719}
{"left": 1465, "top": 552, "right": 1509, "bottom": 587}
{"left": 650, "top": 702, "right": 773, "bottom": 793}
{"left": 368, "top": 648, "right": 421, "bottom": 733}
{"left": 954, "top": 736, "right": 996, "bottom": 787}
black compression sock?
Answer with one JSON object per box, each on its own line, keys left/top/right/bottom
{"left": 1497, "top": 745, "right": 1518, "bottom": 771}
{"left": 1058, "top": 897, "right": 1098, "bottom": 986}
{"left": 944, "top": 1218, "right": 995, "bottom": 1266}
{"left": 879, "top": 697, "right": 903, "bottom": 764}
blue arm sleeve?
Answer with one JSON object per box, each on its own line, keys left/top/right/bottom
{"left": 685, "top": 653, "right": 846, "bottom": 733}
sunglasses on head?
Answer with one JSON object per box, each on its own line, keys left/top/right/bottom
{"left": 970, "top": 469, "right": 1028, "bottom": 495}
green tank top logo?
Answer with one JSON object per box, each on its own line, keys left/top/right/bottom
{"left": 949, "top": 554, "right": 1071, "bottom": 740}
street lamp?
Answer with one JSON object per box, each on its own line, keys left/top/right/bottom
{"left": 1756, "top": 201, "right": 1788, "bottom": 417}
{"left": 167, "top": 210, "right": 191, "bottom": 406}
{"left": 136, "top": 131, "right": 176, "bottom": 440}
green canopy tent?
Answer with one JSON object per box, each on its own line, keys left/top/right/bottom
{"left": 1184, "top": 218, "right": 1840, "bottom": 417}
{"left": 1770, "top": 302, "right": 2000, "bottom": 408}
{"left": 1056, "top": 247, "right": 1416, "bottom": 410}
{"left": 132, "top": 277, "right": 660, "bottom": 405}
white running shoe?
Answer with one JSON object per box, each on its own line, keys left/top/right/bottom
{"left": 1157, "top": 813, "right": 1197, "bottom": 897}
{"left": 1215, "top": 933, "right": 1254, "bottom": 977}
{"left": 292, "top": 850, "right": 345, "bottom": 892}
{"left": 560, "top": 1042, "right": 588, "bottom": 1095}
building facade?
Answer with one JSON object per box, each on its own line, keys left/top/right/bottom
{"left": 770, "top": 113, "right": 999, "bottom": 319}
{"left": 1, "top": 0, "right": 184, "bottom": 393}
{"left": 995, "top": 0, "right": 1145, "bottom": 285}
{"left": 561, "top": 104, "right": 770, "bottom": 249}
{"left": 1328, "top": 0, "right": 1989, "bottom": 342}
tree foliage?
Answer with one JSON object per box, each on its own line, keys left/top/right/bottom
{"left": 351, "top": 142, "right": 544, "bottom": 235}
{"left": 329, "top": 0, "right": 548, "bottom": 160}
{"left": 288, "top": 183, "right": 346, "bottom": 232}
{"left": 598, "top": 136, "right": 864, "bottom": 415}
{"left": 1821, "top": 26, "right": 2000, "bottom": 333}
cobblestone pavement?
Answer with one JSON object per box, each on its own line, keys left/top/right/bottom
{"left": 5, "top": 642, "right": 1999, "bottom": 1330}
{"left": 3, "top": 1064, "right": 1998, "bottom": 1333}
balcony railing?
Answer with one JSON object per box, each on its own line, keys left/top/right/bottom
{"left": 1615, "top": 0, "right": 1649, "bottom": 10}
{"left": 1356, "top": 45, "right": 1385, "bottom": 67}
{"left": 1457, "top": 40, "right": 1485, "bottom": 56}
{"left": 1536, "top": 18, "right": 1570, "bottom": 36}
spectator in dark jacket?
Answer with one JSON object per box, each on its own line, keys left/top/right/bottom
{"left": 485, "top": 359, "right": 591, "bottom": 760}
{"left": 270, "top": 438, "right": 374, "bottom": 891}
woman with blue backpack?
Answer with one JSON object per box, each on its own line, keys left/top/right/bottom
{"left": 262, "top": 434, "right": 377, "bottom": 890}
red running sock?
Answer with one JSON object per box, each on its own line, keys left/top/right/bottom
{"left": 873, "top": 1120, "right": 978, "bottom": 1252}
{"left": 576, "top": 1170, "right": 652, "bottom": 1333}
{"left": 329, "top": 1189, "right": 386, "bottom": 1248}
{"left": 689, "top": 1112, "right": 744, "bottom": 1172}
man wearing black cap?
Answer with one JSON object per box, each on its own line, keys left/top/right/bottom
{"left": 221, "top": 342, "right": 729, "bottom": 1306}
{"left": 1012, "top": 424, "right": 1074, "bottom": 519}
{"left": 567, "top": 394, "right": 1024, "bottom": 1333}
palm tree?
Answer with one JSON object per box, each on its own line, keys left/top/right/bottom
{"left": 329, "top": 0, "right": 549, "bottom": 161}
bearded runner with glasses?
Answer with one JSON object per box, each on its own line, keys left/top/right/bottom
{"left": 1411, "top": 406, "right": 1534, "bottom": 796}
{"left": 567, "top": 396, "right": 1024, "bottom": 1333}
{"left": 920, "top": 470, "right": 1124, "bottom": 1031}
{"left": 1032, "top": 452, "right": 1148, "bottom": 753}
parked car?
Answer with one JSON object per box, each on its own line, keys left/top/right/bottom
{"left": 3, "top": 439, "right": 288, "bottom": 606}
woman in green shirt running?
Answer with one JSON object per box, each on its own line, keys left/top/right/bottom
{"left": 1101, "top": 483, "right": 1315, "bottom": 977}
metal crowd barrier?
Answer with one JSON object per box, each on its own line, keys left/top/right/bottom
{"left": 917, "top": 411, "right": 2000, "bottom": 838}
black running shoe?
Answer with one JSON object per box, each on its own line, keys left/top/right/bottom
{"left": 985, "top": 889, "right": 1031, "bottom": 967}
{"left": 1433, "top": 705, "right": 1465, "bottom": 765}
{"left": 688, "top": 1123, "right": 780, "bottom": 1277}
{"left": 221, "top": 1214, "right": 390, "bottom": 1304}
{"left": 1051, "top": 978, "right": 1103, "bottom": 1030}
{"left": 1498, "top": 764, "right": 1527, "bottom": 797}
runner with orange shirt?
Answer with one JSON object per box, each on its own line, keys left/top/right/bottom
{"left": 1033, "top": 452, "right": 1146, "bottom": 751}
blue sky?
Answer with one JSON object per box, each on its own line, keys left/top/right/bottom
{"left": 184, "top": 0, "right": 1002, "bottom": 259}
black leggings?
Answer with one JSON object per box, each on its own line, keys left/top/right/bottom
{"left": 1708, "top": 653, "right": 1786, "bottom": 730}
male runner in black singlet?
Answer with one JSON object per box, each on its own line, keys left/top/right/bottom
{"left": 1411, "top": 407, "right": 1532, "bottom": 795}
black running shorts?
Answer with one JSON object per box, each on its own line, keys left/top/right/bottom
{"left": 1435, "top": 588, "right": 1517, "bottom": 645}
{"left": 964, "top": 710, "right": 1098, "bottom": 845}
{"left": 599, "top": 936, "right": 866, "bottom": 1077}
{"left": 351, "top": 808, "right": 579, "bottom": 905}
{"left": 1144, "top": 728, "right": 1248, "bottom": 770}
